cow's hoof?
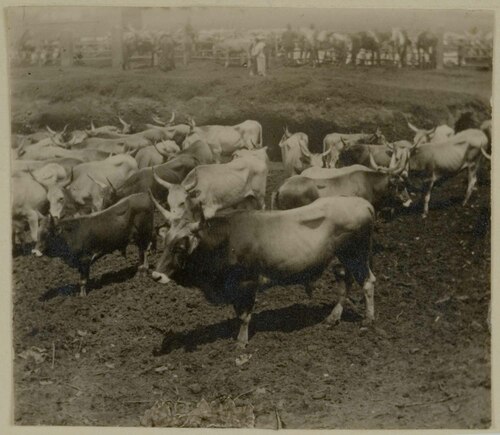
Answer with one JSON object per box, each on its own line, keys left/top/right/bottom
{"left": 235, "top": 341, "right": 247, "bottom": 350}
{"left": 31, "top": 249, "right": 43, "bottom": 257}
{"left": 421, "top": 213, "right": 428, "bottom": 219}
{"left": 361, "top": 318, "right": 374, "bottom": 327}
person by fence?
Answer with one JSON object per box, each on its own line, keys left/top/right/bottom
{"left": 250, "top": 36, "right": 267, "bottom": 77}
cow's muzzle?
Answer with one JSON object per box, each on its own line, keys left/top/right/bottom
{"left": 151, "top": 271, "right": 170, "bottom": 284}
{"left": 402, "top": 199, "right": 412, "bottom": 208}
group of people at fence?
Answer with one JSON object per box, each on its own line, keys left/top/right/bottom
{"left": 12, "top": 23, "right": 493, "bottom": 70}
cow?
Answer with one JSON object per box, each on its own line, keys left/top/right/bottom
{"left": 406, "top": 129, "right": 490, "bottom": 217}
{"left": 12, "top": 157, "right": 85, "bottom": 176}
{"left": 213, "top": 37, "right": 253, "bottom": 68}
{"left": 51, "top": 155, "right": 138, "bottom": 218}
{"left": 100, "top": 153, "right": 202, "bottom": 209}
{"left": 272, "top": 151, "right": 411, "bottom": 211}
{"left": 183, "top": 118, "right": 263, "bottom": 162}
{"left": 390, "top": 28, "right": 412, "bottom": 67}
{"left": 322, "top": 128, "right": 386, "bottom": 168}
{"left": 150, "top": 196, "right": 377, "bottom": 347}
{"left": 17, "top": 144, "right": 111, "bottom": 162}
{"left": 12, "top": 166, "right": 71, "bottom": 255}
{"left": 350, "top": 31, "right": 390, "bottom": 66}
{"left": 152, "top": 150, "right": 268, "bottom": 221}
{"left": 36, "top": 192, "right": 154, "bottom": 297}
{"left": 85, "top": 118, "right": 134, "bottom": 138}
{"left": 416, "top": 31, "right": 438, "bottom": 68}
{"left": 337, "top": 140, "right": 414, "bottom": 170}
{"left": 279, "top": 127, "right": 326, "bottom": 177}
{"left": 135, "top": 141, "right": 180, "bottom": 169}
{"left": 407, "top": 122, "right": 455, "bottom": 146}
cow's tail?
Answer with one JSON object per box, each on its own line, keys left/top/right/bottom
{"left": 481, "top": 146, "right": 491, "bottom": 161}
{"left": 270, "top": 190, "right": 279, "bottom": 210}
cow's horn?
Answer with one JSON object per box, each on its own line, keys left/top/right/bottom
{"left": 46, "top": 125, "right": 57, "bottom": 135}
{"left": 152, "top": 168, "right": 173, "bottom": 190}
{"left": 87, "top": 174, "right": 107, "bottom": 189}
{"left": 407, "top": 122, "right": 420, "bottom": 133}
{"left": 28, "top": 169, "right": 48, "bottom": 192}
{"left": 90, "top": 120, "right": 96, "bottom": 131}
{"left": 168, "top": 111, "right": 175, "bottom": 124}
{"left": 61, "top": 124, "right": 68, "bottom": 135}
{"left": 153, "top": 142, "right": 169, "bottom": 158}
{"left": 118, "top": 116, "right": 128, "bottom": 126}
{"left": 148, "top": 189, "right": 173, "bottom": 223}
{"left": 106, "top": 177, "right": 117, "bottom": 193}
{"left": 152, "top": 114, "right": 166, "bottom": 126}
{"left": 481, "top": 147, "right": 491, "bottom": 160}
{"left": 368, "top": 151, "right": 388, "bottom": 173}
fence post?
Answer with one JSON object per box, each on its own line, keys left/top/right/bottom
{"left": 60, "top": 30, "right": 73, "bottom": 67}
{"left": 112, "top": 25, "right": 124, "bottom": 69}
{"left": 436, "top": 28, "right": 444, "bottom": 70}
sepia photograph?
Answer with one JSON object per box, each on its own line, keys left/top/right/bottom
{"left": 5, "top": 2, "right": 494, "bottom": 430}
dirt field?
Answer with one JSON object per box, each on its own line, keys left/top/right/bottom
{"left": 11, "top": 63, "right": 491, "bottom": 428}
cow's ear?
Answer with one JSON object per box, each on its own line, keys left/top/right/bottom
{"left": 188, "top": 189, "right": 201, "bottom": 199}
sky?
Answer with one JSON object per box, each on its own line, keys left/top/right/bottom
{"left": 5, "top": 6, "right": 494, "bottom": 41}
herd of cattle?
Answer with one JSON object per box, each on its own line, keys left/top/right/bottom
{"left": 13, "top": 26, "right": 493, "bottom": 68}
{"left": 11, "top": 112, "right": 492, "bottom": 346}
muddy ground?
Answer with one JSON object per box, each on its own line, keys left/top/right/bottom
{"left": 11, "top": 63, "right": 491, "bottom": 428}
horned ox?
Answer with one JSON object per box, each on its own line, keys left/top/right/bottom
{"left": 37, "top": 193, "right": 154, "bottom": 296}
{"left": 100, "top": 138, "right": 214, "bottom": 209}
{"left": 12, "top": 165, "right": 71, "bottom": 255}
{"left": 135, "top": 141, "right": 180, "bottom": 169}
{"left": 183, "top": 118, "right": 263, "bottom": 162}
{"left": 272, "top": 149, "right": 411, "bottom": 211}
{"left": 153, "top": 148, "right": 269, "bottom": 221}
{"left": 406, "top": 128, "right": 489, "bottom": 217}
{"left": 322, "top": 128, "right": 385, "bottom": 168}
{"left": 48, "top": 155, "right": 138, "bottom": 219}
{"left": 407, "top": 122, "right": 455, "bottom": 146}
{"left": 279, "top": 127, "right": 324, "bottom": 177}
{"left": 151, "top": 196, "right": 376, "bottom": 347}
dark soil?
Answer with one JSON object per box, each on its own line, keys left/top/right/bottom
{"left": 11, "top": 64, "right": 491, "bottom": 428}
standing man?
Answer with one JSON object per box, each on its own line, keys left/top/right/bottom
{"left": 251, "top": 35, "right": 267, "bottom": 76}
{"left": 282, "top": 24, "right": 296, "bottom": 66}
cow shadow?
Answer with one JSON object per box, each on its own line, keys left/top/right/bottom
{"left": 153, "top": 302, "right": 362, "bottom": 355}
{"left": 39, "top": 265, "right": 139, "bottom": 301}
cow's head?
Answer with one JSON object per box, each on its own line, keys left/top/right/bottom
{"left": 369, "top": 146, "right": 413, "bottom": 208}
{"left": 47, "top": 125, "right": 74, "bottom": 148}
{"left": 150, "top": 193, "right": 201, "bottom": 284}
{"left": 152, "top": 168, "right": 201, "bottom": 221}
{"left": 36, "top": 214, "right": 75, "bottom": 258}
{"left": 154, "top": 140, "right": 180, "bottom": 161}
{"left": 151, "top": 112, "right": 176, "bottom": 127}
{"left": 408, "top": 122, "right": 436, "bottom": 146}
{"left": 118, "top": 116, "right": 133, "bottom": 134}
{"left": 279, "top": 126, "right": 292, "bottom": 147}
{"left": 232, "top": 146, "right": 269, "bottom": 163}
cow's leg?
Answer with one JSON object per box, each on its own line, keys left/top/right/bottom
{"left": 463, "top": 163, "right": 479, "bottom": 206}
{"left": 137, "top": 242, "right": 151, "bottom": 274}
{"left": 326, "top": 268, "right": 354, "bottom": 324}
{"left": 361, "top": 269, "right": 376, "bottom": 324}
{"left": 232, "top": 286, "right": 256, "bottom": 348}
{"left": 78, "top": 262, "right": 91, "bottom": 297}
{"left": 422, "top": 176, "right": 436, "bottom": 218}
{"left": 26, "top": 210, "right": 42, "bottom": 257}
